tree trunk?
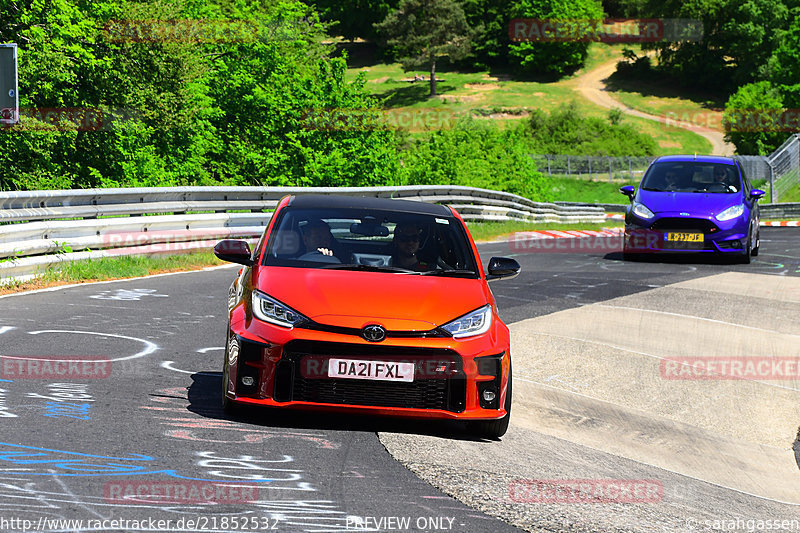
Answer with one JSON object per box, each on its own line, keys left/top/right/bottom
{"left": 429, "top": 59, "right": 436, "bottom": 98}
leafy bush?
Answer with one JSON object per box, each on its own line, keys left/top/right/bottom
{"left": 524, "top": 102, "right": 657, "bottom": 156}
{"left": 398, "top": 118, "right": 552, "bottom": 201}
{"left": 723, "top": 81, "right": 786, "bottom": 155}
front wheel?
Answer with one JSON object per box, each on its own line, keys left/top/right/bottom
{"left": 469, "top": 365, "right": 512, "bottom": 440}
{"left": 738, "top": 229, "right": 752, "bottom": 264}
{"left": 752, "top": 229, "right": 760, "bottom": 256}
{"left": 221, "top": 335, "right": 241, "bottom": 416}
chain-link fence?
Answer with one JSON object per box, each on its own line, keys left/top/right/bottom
{"left": 766, "top": 134, "right": 800, "bottom": 202}
{"left": 534, "top": 135, "right": 800, "bottom": 202}
{"left": 530, "top": 155, "right": 657, "bottom": 182}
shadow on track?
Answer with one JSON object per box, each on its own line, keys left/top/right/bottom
{"left": 184, "top": 372, "right": 495, "bottom": 442}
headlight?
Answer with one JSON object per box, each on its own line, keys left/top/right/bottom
{"left": 252, "top": 291, "right": 307, "bottom": 328}
{"left": 632, "top": 202, "right": 654, "bottom": 219}
{"left": 716, "top": 204, "right": 744, "bottom": 221}
{"left": 441, "top": 305, "right": 492, "bottom": 338}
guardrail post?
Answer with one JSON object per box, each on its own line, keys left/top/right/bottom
{"left": 768, "top": 161, "right": 775, "bottom": 203}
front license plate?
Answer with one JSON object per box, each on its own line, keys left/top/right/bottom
{"left": 665, "top": 232, "right": 704, "bottom": 242}
{"left": 328, "top": 358, "right": 415, "bottom": 383}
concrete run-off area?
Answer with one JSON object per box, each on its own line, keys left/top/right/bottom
{"left": 380, "top": 271, "right": 800, "bottom": 532}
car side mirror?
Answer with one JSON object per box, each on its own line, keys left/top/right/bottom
{"left": 750, "top": 189, "right": 765, "bottom": 201}
{"left": 486, "top": 257, "right": 520, "bottom": 281}
{"left": 619, "top": 185, "right": 635, "bottom": 200}
{"left": 214, "top": 239, "right": 254, "bottom": 266}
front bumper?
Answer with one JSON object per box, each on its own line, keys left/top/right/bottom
{"left": 224, "top": 310, "right": 511, "bottom": 421}
{"left": 624, "top": 214, "right": 749, "bottom": 254}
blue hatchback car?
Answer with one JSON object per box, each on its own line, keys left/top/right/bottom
{"left": 620, "top": 155, "right": 765, "bottom": 263}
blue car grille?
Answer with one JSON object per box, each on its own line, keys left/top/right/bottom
{"left": 650, "top": 218, "right": 719, "bottom": 233}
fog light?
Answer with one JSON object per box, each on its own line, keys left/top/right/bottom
{"left": 482, "top": 389, "right": 497, "bottom": 403}
{"left": 241, "top": 376, "right": 254, "bottom": 386}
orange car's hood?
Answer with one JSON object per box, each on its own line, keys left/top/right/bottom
{"left": 256, "top": 267, "right": 490, "bottom": 330}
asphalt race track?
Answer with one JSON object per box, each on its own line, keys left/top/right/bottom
{"left": 0, "top": 227, "right": 798, "bottom": 533}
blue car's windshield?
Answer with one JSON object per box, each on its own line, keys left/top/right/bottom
{"left": 641, "top": 162, "right": 741, "bottom": 193}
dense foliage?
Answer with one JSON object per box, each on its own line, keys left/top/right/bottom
{"left": 0, "top": 0, "right": 402, "bottom": 190}
{"left": 374, "top": 0, "right": 474, "bottom": 96}
{"left": 525, "top": 103, "right": 658, "bottom": 156}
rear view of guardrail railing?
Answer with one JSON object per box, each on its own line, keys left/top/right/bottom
{"left": 0, "top": 185, "right": 606, "bottom": 282}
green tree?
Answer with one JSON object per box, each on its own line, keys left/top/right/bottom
{"left": 723, "top": 81, "right": 786, "bottom": 155}
{"left": 309, "top": 0, "right": 399, "bottom": 40}
{"left": 505, "top": 0, "right": 604, "bottom": 77}
{"left": 374, "top": 0, "right": 474, "bottom": 97}
{"left": 643, "top": 0, "right": 789, "bottom": 91}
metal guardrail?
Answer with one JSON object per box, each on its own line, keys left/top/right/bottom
{"left": 557, "top": 200, "right": 800, "bottom": 218}
{"left": 0, "top": 185, "right": 606, "bottom": 282}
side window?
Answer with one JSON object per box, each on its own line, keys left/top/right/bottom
{"left": 738, "top": 162, "right": 751, "bottom": 194}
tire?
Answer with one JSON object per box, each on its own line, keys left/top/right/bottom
{"left": 752, "top": 229, "right": 760, "bottom": 256}
{"left": 470, "top": 365, "right": 512, "bottom": 440}
{"left": 221, "top": 335, "right": 241, "bottom": 416}
{"left": 738, "top": 229, "right": 752, "bottom": 264}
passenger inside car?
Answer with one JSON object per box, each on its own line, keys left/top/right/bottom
{"left": 390, "top": 222, "right": 434, "bottom": 271}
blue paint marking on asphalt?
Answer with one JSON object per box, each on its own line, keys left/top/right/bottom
{"left": 0, "top": 442, "right": 277, "bottom": 483}
{"left": 0, "top": 379, "right": 12, "bottom": 383}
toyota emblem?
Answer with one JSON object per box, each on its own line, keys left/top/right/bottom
{"left": 362, "top": 324, "right": 386, "bottom": 342}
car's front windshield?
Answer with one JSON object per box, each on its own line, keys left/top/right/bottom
{"left": 641, "top": 162, "right": 741, "bottom": 193}
{"left": 263, "top": 207, "right": 479, "bottom": 277}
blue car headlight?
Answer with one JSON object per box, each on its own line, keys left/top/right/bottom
{"left": 716, "top": 204, "right": 744, "bottom": 222}
{"left": 631, "top": 202, "right": 654, "bottom": 219}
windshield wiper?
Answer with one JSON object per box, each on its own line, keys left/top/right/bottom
{"left": 321, "top": 264, "right": 418, "bottom": 273}
{"left": 641, "top": 187, "right": 666, "bottom": 192}
{"left": 419, "top": 269, "right": 477, "bottom": 277}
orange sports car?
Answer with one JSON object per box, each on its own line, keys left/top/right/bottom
{"left": 214, "top": 195, "right": 520, "bottom": 439}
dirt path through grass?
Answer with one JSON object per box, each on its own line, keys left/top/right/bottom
{"left": 568, "top": 58, "right": 733, "bottom": 155}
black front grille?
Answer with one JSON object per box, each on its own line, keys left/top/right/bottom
{"left": 293, "top": 376, "right": 456, "bottom": 410}
{"left": 277, "top": 340, "right": 466, "bottom": 412}
{"left": 650, "top": 218, "right": 718, "bottom": 233}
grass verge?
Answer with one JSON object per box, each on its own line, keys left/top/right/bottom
{"left": 550, "top": 178, "right": 630, "bottom": 205}
{"left": 0, "top": 251, "right": 225, "bottom": 295}
{"left": 467, "top": 220, "right": 622, "bottom": 242}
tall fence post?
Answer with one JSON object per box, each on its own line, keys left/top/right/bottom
{"left": 588, "top": 157, "right": 592, "bottom": 180}
{"left": 628, "top": 157, "right": 633, "bottom": 180}
{"left": 547, "top": 155, "right": 551, "bottom": 176}
{"left": 608, "top": 157, "right": 613, "bottom": 182}
{"left": 567, "top": 156, "right": 571, "bottom": 177}
{"left": 768, "top": 162, "right": 775, "bottom": 203}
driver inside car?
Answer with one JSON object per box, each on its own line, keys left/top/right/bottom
{"left": 298, "top": 219, "right": 341, "bottom": 262}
